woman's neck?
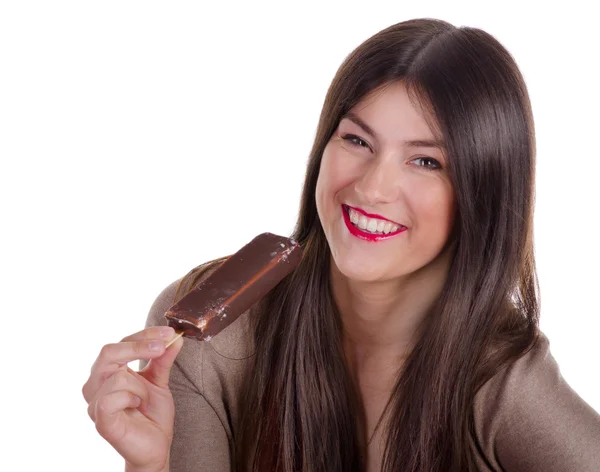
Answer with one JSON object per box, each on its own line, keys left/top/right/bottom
{"left": 331, "top": 244, "right": 453, "bottom": 374}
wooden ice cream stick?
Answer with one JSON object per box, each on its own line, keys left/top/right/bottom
{"left": 165, "top": 331, "right": 184, "bottom": 348}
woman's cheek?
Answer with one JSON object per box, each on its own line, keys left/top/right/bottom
{"left": 330, "top": 150, "right": 363, "bottom": 188}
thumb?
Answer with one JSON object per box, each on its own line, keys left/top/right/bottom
{"left": 140, "top": 334, "right": 184, "bottom": 388}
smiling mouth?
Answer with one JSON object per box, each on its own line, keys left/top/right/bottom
{"left": 342, "top": 204, "right": 406, "bottom": 235}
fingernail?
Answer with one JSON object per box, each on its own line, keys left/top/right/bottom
{"left": 160, "top": 326, "right": 175, "bottom": 337}
{"left": 133, "top": 396, "right": 141, "bottom": 407}
{"left": 148, "top": 341, "right": 163, "bottom": 351}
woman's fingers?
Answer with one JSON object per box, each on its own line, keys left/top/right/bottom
{"left": 88, "top": 368, "right": 148, "bottom": 422}
{"left": 82, "top": 328, "right": 180, "bottom": 471}
{"left": 93, "top": 389, "right": 142, "bottom": 444}
{"left": 83, "top": 337, "right": 167, "bottom": 403}
{"left": 120, "top": 326, "right": 174, "bottom": 343}
{"left": 139, "top": 334, "right": 184, "bottom": 389}
{"left": 95, "top": 390, "right": 141, "bottom": 420}
{"left": 97, "top": 340, "right": 167, "bottom": 366}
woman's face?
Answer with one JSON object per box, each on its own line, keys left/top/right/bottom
{"left": 315, "top": 81, "right": 456, "bottom": 282}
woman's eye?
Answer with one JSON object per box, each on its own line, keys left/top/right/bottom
{"left": 342, "top": 134, "right": 370, "bottom": 149}
{"left": 412, "top": 157, "right": 442, "bottom": 170}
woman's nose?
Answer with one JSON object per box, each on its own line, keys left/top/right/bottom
{"left": 353, "top": 156, "right": 401, "bottom": 204}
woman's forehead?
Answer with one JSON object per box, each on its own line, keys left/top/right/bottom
{"left": 344, "top": 82, "right": 444, "bottom": 146}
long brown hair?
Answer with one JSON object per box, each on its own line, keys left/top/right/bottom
{"left": 179, "top": 18, "right": 540, "bottom": 471}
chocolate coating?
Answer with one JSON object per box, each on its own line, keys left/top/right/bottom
{"left": 164, "top": 232, "right": 302, "bottom": 340}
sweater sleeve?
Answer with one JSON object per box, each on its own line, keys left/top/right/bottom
{"left": 144, "top": 279, "right": 233, "bottom": 472}
{"left": 473, "top": 333, "right": 600, "bottom": 471}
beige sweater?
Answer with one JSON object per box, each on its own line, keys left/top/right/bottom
{"left": 144, "top": 279, "right": 600, "bottom": 471}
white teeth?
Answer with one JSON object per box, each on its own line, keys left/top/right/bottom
{"left": 358, "top": 215, "right": 368, "bottom": 230}
{"left": 346, "top": 207, "right": 403, "bottom": 234}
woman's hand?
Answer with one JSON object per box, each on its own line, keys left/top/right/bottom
{"left": 82, "top": 326, "right": 184, "bottom": 472}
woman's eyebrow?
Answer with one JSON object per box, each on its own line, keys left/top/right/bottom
{"left": 341, "top": 112, "right": 446, "bottom": 150}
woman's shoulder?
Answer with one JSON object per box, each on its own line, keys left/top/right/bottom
{"left": 473, "top": 331, "right": 594, "bottom": 419}
{"left": 472, "top": 331, "right": 600, "bottom": 470}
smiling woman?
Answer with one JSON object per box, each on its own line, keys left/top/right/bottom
{"left": 316, "top": 81, "right": 456, "bottom": 283}
{"left": 84, "top": 17, "right": 600, "bottom": 472}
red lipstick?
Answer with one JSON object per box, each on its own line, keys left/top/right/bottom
{"left": 345, "top": 205, "right": 403, "bottom": 226}
{"left": 342, "top": 205, "right": 407, "bottom": 242}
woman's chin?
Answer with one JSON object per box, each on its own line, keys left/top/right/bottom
{"left": 332, "top": 257, "right": 388, "bottom": 283}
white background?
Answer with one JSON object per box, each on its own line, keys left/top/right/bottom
{"left": 1, "top": 1, "right": 598, "bottom": 470}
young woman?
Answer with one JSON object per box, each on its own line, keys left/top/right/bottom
{"left": 82, "top": 18, "right": 600, "bottom": 472}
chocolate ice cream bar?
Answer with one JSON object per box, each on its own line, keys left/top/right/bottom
{"left": 164, "top": 232, "right": 302, "bottom": 340}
